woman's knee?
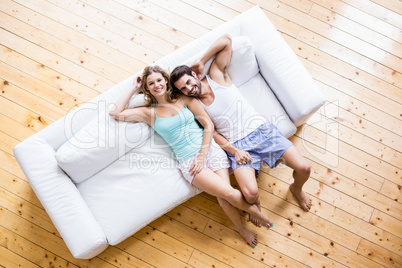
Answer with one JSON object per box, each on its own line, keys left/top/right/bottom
{"left": 217, "top": 197, "right": 231, "bottom": 209}
{"left": 222, "top": 188, "right": 242, "bottom": 203}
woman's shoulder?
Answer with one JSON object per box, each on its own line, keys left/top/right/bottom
{"left": 182, "top": 95, "right": 197, "bottom": 105}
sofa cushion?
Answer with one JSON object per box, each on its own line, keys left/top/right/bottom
{"left": 238, "top": 74, "right": 297, "bottom": 138}
{"left": 183, "top": 35, "right": 259, "bottom": 87}
{"left": 55, "top": 94, "right": 150, "bottom": 183}
{"left": 76, "top": 133, "right": 201, "bottom": 245}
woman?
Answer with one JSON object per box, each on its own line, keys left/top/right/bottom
{"left": 110, "top": 65, "right": 273, "bottom": 247}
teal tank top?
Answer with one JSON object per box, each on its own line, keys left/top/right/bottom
{"left": 152, "top": 98, "right": 204, "bottom": 162}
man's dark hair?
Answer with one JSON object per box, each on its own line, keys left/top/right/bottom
{"left": 170, "top": 65, "right": 193, "bottom": 92}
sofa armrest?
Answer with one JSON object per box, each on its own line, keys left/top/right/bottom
{"left": 13, "top": 135, "right": 108, "bottom": 259}
{"left": 235, "top": 6, "right": 326, "bottom": 126}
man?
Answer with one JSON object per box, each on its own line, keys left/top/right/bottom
{"left": 170, "top": 35, "right": 312, "bottom": 226}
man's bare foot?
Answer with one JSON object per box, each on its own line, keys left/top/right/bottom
{"left": 289, "top": 183, "right": 312, "bottom": 211}
{"left": 234, "top": 226, "right": 258, "bottom": 247}
{"left": 249, "top": 205, "right": 273, "bottom": 229}
{"left": 249, "top": 203, "right": 262, "bottom": 227}
{"left": 249, "top": 214, "right": 261, "bottom": 227}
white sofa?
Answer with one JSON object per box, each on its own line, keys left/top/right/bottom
{"left": 13, "top": 6, "right": 326, "bottom": 259}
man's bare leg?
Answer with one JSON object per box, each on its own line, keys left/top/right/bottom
{"left": 279, "top": 145, "right": 312, "bottom": 211}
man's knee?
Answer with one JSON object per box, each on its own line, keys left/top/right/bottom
{"left": 296, "top": 162, "right": 311, "bottom": 177}
{"left": 242, "top": 188, "right": 259, "bottom": 204}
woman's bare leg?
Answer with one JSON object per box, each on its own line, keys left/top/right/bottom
{"left": 214, "top": 168, "right": 258, "bottom": 247}
{"left": 279, "top": 145, "right": 312, "bottom": 211}
{"left": 233, "top": 166, "right": 263, "bottom": 227}
{"left": 192, "top": 168, "right": 273, "bottom": 229}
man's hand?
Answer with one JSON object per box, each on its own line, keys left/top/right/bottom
{"left": 234, "top": 149, "right": 253, "bottom": 165}
{"left": 190, "top": 153, "right": 206, "bottom": 176}
{"left": 190, "top": 60, "right": 205, "bottom": 80}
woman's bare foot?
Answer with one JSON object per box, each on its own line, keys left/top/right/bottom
{"left": 289, "top": 183, "right": 312, "bottom": 211}
{"left": 234, "top": 226, "right": 258, "bottom": 247}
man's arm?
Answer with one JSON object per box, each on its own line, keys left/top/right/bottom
{"left": 191, "top": 34, "right": 232, "bottom": 86}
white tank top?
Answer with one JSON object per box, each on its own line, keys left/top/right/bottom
{"left": 199, "top": 76, "right": 264, "bottom": 143}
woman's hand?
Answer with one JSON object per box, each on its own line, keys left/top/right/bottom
{"left": 234, "top": 149, "right": 253, "bottom": 165}
{"left": 190, "top": 153, "right": 206, "bottom": 176}
{"left": 132, "top": 75, "right": 142, "bottom": 91}
{"left": 190, "top": 60, "right": 205, "bottom": 80}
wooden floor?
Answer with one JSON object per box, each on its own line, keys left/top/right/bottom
{"left": 1, "top": 0, "right": 401, "bottom": 267}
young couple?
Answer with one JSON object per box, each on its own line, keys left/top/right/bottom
{"left": 110, "top": 34, "right": 312, "bottom": 248}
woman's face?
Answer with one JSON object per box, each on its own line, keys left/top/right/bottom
{"left": 145, "top": 72, "right": 167, "bottom": 97}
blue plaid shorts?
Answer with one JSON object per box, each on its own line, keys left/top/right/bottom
{"left": 226, "top": 122, "right": 292, "bottom": 174}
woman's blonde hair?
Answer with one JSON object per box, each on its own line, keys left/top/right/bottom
{"left": 140, "top": 65, "right": 181, "bottom": 106}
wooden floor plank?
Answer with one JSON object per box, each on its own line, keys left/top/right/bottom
{"left": 370, "top": 0, "right": 402, "bottom": 16}
{"left": 258, "top": 6, "right": 402, "bottom": 114}
{"left": 0, "top": 26, "right": 115, "bottom": 92}
{"left": 344, "top": 0, "right": 402, "bottom": 29}
{"left": 133, "top": 225, "right": 194, "bottom": 263}
{"left": 114, "top": 0, "right": 210, "bottom": 39}
{"left": 304, "top": 92, "right": 397, "bottom": 164}
{"left": 309, "top": 3, "right": 402, "bottom": 58}
{"left": 51, "top": 0, "right": 177, "bottom": 56}
{"left": 16, "top": 0, "right": 162, "bottom": 65}
{"left": 82, "top": 0, "right": 193, "bottom": 47}
{"left": 260, "top": 169, "right": 402, "bottom": 256}
{"left": 0, "top": 168, "right": 42, "bottom": 208}
{"left": 148, "top": 0, "right": 225, "bottom": 30}
{"left": 181, "top": 0, "right": 241, "bottom": 22}
{"left": 252, "top": 0, "right": 402, "bottom": 81}
{"left": 0, "top": 187, "right": 59, "bottom": 237}
{"left": 0, "top": 225, "right": 75, "bottom": 268}
{"left": 0, "top": 68, "right": 66, "bottom": 122}
{"left": 0, "top": 207, "right": 116, "bottom": 268}
{"left": 188, "top": 249, "right": 232, "bottom": 268}
{"left": 0, "top": 0, "right": 142, "bottom": 97}
{"left": 168, "top": 202, "right": 308, "bottom": 267}
{"left": 0, "top": 131, "right": 18, "bottom": 156}
{"left": 0, "top": 45, "right": 99, "bottom": 103}
{"left": 186, "top": 193, "right": 380, "bottom": 267}
{"left": 283, "top": 31, "right": 402, "bottom": 118}
{"left": 97, "top": 245, "right": 153, "bottom": 268}
{"left": 190, "top": 192, "right": 361, "bottom": 252}
{"left": 315, "top": 0, "right": 402, "bottom": 41}
{"left": 357, "top": 238, "right": 402, "bottom": 267}
{"left": 0, "top": 243, "right": 41, "bottom": 268}
{"left": 150, "top": 215, "right": 277, "bottom": 268}
{"left": 289, "top": 133, "right": 402, "bottom": 221}
{"left": 0, "top": 10, "right": 132, "bottom": 85}
{"left": 301, "top": 118, "right": 402, "bottom": 187}
{"left": 116, "top": 236, "right": 193, "bottom": 268}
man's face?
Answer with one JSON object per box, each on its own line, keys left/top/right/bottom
{"left": 174, "top": 74, "right": 202, "bottom": 97}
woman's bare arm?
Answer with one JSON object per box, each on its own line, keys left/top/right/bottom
{"left": 109, "top": 76, "right": 152, "bottom": 125}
